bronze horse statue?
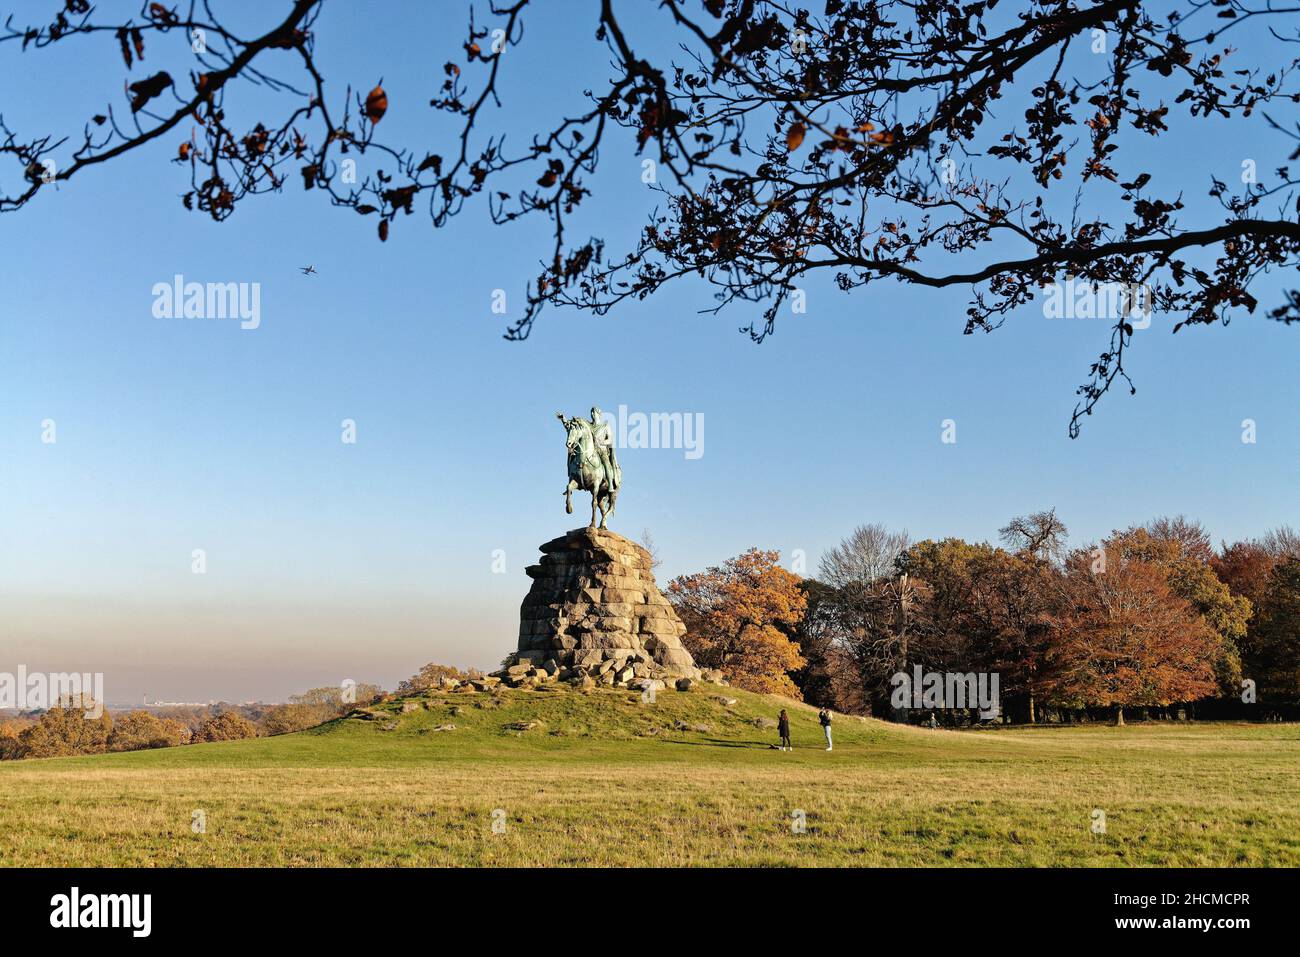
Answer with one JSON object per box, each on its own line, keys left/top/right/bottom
{"left": 556, "top": 408, "right": 621, "bottom": 529}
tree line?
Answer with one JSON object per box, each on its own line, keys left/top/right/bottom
{"left": 0, "top": 662, "right": 517, "bottom": 762}
{"left": 6, "top": 511, "right": 1295, "bottom": 762}
{"left": 668, "top": 514, "right": 1300, "bottom": 724}
{"left": 0, "top": 683, "right": 382, "bottom": 760}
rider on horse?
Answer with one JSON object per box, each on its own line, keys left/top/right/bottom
{"left": 555, "top": 406, "right": 622, "bottom": 528}
{"left": 586, "top": 406, "right": 620, "bottom": 490}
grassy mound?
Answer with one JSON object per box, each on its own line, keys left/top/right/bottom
{"left": 10, "top": 681, "right": 905, "bottom": 770}
{"left": 318, "top": 680, "right": 884, "bottom": 762}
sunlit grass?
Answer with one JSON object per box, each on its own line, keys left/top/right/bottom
{"left": 2, "top": 684, "right": 1296, "bottom": 866}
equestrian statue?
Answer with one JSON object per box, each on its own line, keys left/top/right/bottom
{"left": 555, "top": 406, "right": 621, "bottom": 529}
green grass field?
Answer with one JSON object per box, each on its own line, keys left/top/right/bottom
{"left": 2, "top": 684, "right": 1298, "bottom": 866}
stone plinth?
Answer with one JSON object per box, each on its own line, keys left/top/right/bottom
{"left": 508, "top": 527, "right": 699, "bottom": 680}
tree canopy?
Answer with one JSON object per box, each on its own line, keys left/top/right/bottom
{"left": 669, "top": 546, "right": 807, "bottom": 695}
{"left": 4, "top": 1, "right": 1298, "bottom": 434}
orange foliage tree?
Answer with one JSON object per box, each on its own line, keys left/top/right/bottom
{"left": 1049, "top": 552, "right": 1220, "bottom": 723}
{"left": 1106, "top": 527, "right": 1250, "bottom": 693}
{"left": 108, "top": 711, "right": 189, "bottom": 752}
{"left": 16, "top": 698, "right": 113, "bottom": 758}
{"left": 0, "top": 718, "right": 32, "bottom": 759}
{"left": 668, "top": 548, "right": 807, "bottom": 696}
{"left": 193, "top": 711, "right": 259, "bottom": 743}
{"left": 1212, "top": 540, "right": 1277, "bottom": 614}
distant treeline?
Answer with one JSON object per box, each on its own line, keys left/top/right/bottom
{"left": 668, "top": 514, "right": 1300, "bottom": 724}
{"left": 0, "top": 684, "right": 383, "bottom": 760}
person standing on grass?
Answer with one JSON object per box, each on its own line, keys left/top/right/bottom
{"left": 778, "top": 709, "right": 792, "bottom": 751}
{"left": 819, "top": 707, "right": 833, "bottom": 751}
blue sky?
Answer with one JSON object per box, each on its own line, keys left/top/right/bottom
{"left": 1, "top": 2, "right": 1296, "bottom": 702}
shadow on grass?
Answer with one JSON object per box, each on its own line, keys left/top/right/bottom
{"left": 661, "top": 737, "right": 775, "bottom": 749}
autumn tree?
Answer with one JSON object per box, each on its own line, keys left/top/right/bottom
{"left": 108, "top": 710, "right": 188, "bottom": 752}
{"left": 963, "top": 548, "right": 1064, "bottom": 723}
{"left": 1106, "top": 526, "right": 1249, "bottom": 691}
{"left": 260, "top": 703, "right": 330, "bottom": 736}
{"left": 292, "top": 683, "right": 383, "bottom": 708}
{"left": 242, "top": 684, "right": 380, "bottom": 736}
{"left": 793, "top": 535, "right": 950, "bottom": 715}
{"left": 0, "top": 718, "right": 32, "bottom": 759}
{"left": 895, "top": 538, "right": 1003, "bottom": 670}
{"left": 794, "top": 576, "right": 947, "bottom": 715}
{"left": 1247, "top": 558, "right": 1300, "bottom": 702}
{"left": 1212, "top": 539, "right": 1277, "bottom": 612}
{"left": 807, "top": 536, "right": 1055, "bottom": 720}
{"left": 1050, "top": 550, "right": 1221, "bottom": 723}
{"left": 817, "top": 573, "right": 937, "bottom": 715}
{"left": 396, "top": 664, "right": 466, "bottom": 697}
{"left": 669, "top": 548, "right": 807, "bottom": 695}
{"left": 18, "top": 698, "right": 113, "bottom": 757}
{"left": 4, "top": 2, "right": 1298, "bottom": 434}
{"left": 789, "top": 579, "right": 847, "bottom": 709}
{"left": 894, "top": 536, "right": 1067, "bottom": 721}
{"left": 193, "top": 711, "right": 258, "bottom": 743}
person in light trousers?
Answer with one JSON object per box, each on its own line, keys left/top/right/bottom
{"left": 818, "top": 707, "right": 833, "bottom": 751}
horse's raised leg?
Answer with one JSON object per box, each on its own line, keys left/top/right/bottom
{"left": 564, "top": 479, "right": 577, "bottom": 514}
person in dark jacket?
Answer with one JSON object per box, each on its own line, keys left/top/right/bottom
{"left": 819, "top": 707, "right": 833, "bottom": 751}
{"left": 778, "top": 709, "right": 792, "bottom": 751}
